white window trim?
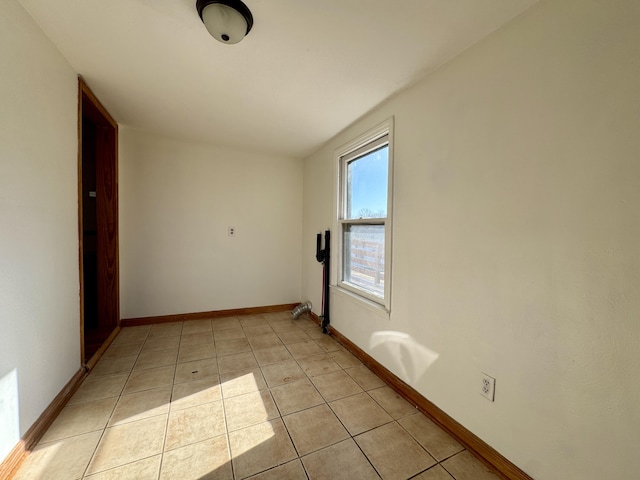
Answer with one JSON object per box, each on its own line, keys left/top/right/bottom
{"left": 333, "top": 117, "right": 394, "bottom": 312}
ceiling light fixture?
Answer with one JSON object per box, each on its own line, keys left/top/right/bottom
{"left": 196, "top": 0, "right": 253, "bottom": 45}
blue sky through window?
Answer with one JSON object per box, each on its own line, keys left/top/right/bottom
{"left": 348, "top": 145, "right": 388, "bottom": 218}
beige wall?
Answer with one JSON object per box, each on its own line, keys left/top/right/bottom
{"left": 0, "top": 0, "right": 79, "bottom": 460}
{"left": 119, "top": 128, "right": 303, "bottom": 319}
{"left": 302, "top": 0, "right": 640, "bottom": 478}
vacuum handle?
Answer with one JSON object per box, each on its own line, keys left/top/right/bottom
{"left": 316, "top": 232, "right": 325, "bottom": 262}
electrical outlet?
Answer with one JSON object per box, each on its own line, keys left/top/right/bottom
{"left": 480, "top": 372, "right": 495, "bottom": 401}
{"left": 228, "top": 226, "right": 236, "bottom": 237}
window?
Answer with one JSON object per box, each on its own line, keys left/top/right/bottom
{"left": 337, "top": 119, "right": 393, "bottom": 308}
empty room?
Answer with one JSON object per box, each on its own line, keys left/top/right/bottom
{"left": 1, "top": 1, "right": 639, "bottom": 479}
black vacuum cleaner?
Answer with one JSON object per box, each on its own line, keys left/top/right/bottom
{"left": 316, "top": 230, "right": 330, "bottom": 334}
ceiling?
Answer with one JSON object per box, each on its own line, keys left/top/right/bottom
{"left": 20, "top": 0, "right": 537, "bottom": 158}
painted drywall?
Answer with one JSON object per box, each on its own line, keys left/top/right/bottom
{"left": 119, "top": 129, "right": 303, "bottom": 319}
{"left": 0, "top": 0, "right": 80, "bottom": 461}
{"left": 302, "top": 0, "right": 640, "bottom": 478}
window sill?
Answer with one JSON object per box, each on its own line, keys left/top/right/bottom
{"left": 330, "top": 285, "right": 390, "bottom": 320}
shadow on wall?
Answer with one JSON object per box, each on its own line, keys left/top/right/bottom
{"left": 369, "top": 331, "right": 439, "bottom": 385}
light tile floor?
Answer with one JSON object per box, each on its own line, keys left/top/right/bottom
{"left": 12, "top": 313, "right": 500, "bottom": 480}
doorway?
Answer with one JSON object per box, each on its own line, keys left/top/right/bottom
{"left": 78, "top": 78, "right": 119, "bottom": 366}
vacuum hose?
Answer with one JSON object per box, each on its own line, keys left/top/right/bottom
{"left": 291, "top": 301, "right": 312, "bottom": 320}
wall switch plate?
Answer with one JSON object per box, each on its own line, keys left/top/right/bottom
{"left": 480, "top": 372, "right": 496, "bottom": 401}
{"left": 228, "top": 226, "right": 236, "bottom": 237}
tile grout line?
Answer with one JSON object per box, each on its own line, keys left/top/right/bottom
{"left": 156, "top": 321, "right": 184, "bottom": 480}
{"left": 214, "top": 319, "right": 238, "bottom": 480}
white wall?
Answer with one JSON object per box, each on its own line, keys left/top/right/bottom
{"left": 0, "top": 0, "right": 80, "bottom": 461}
{"left": 302, "top": 1, "right": 640, "bottom": 478}
{"left": 119, "top": 128, "right": 303, "bottom": 319}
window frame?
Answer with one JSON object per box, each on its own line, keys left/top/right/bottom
{"left": 335, "top": 118, "right": 394, "bottom": 311}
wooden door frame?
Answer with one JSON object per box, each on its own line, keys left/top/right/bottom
{"left": 78, "top": 77, "right": 120, "bottom": 368}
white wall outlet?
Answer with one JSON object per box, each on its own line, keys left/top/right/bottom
{"left": 480, "top": 372, "right": 496, "bottom": 401}
{"left": 228, "top": 226, "right": 236, "bottom": 237}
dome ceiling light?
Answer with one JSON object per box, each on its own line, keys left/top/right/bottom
{"left": 196, "top": 0, "right": 254, "bottom": 45}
